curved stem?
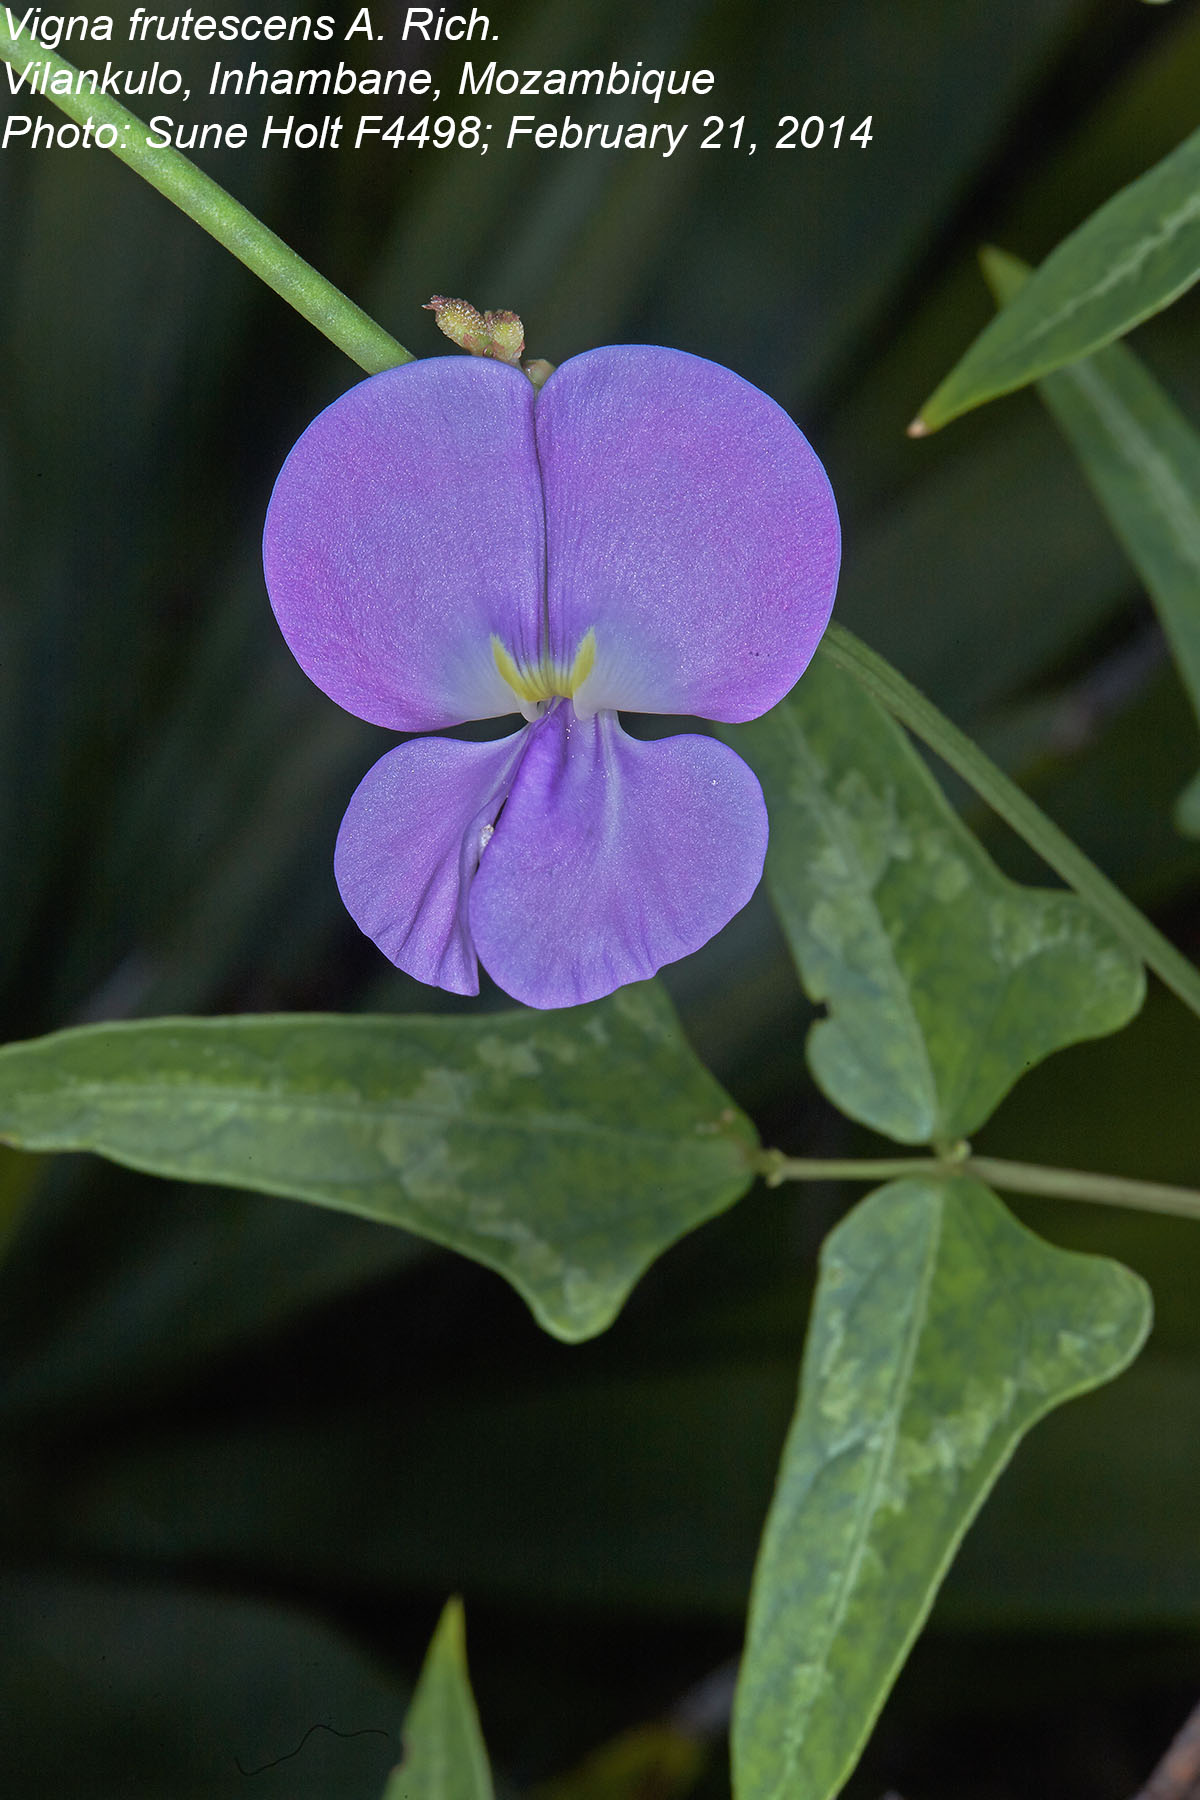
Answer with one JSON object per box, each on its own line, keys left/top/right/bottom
{"left": 760, "top": 1146, "right": 1200, "bottom": 1221}
{"left": 821, "top": 623, "right": 1200, "bottom": 1022}
{"left": 0, "top": 22, "right": 411, "bottom": 375}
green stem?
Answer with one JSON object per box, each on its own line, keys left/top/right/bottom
{"left": 968, "top": 1155, "right": 1200, "bottom": 1220}
{"left": 0, "top": 22, "right": 411, "bottom": 375}
{"left": 760, "top": 1147, "right": 1200, "bottom": 1221}
{"left": 821, "top": 622, "right": 1200, "bottom": 1022}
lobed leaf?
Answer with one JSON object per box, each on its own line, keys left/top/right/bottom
{"left": 913, "top": 124, "right": 1200, "bottom": 431}
{"left": 982, "top": 245, "right": 1200, "bottom": 834}
{"left": 731, "top": 1175, "right": 1151, "bottom": 1800}
{"left": 730, "top": 655, "right": 1145, "bottom": 1144}
{"left": 0, "top": 985, "right": 757, "bottom": 1343}
{"left": 385, "top": 1599, "right": 493, "bottom": 1800}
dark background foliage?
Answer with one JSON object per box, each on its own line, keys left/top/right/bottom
{"left": 2, "top": 1, "right": 1200, "bottom": 1794}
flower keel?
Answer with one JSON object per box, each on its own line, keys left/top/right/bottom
{"left": 470, "top": 705, "right": 769, "bottom": 1009}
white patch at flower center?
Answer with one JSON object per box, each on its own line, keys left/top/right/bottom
{"left": 491, "top": 628, "right": 597, "bottom": 721}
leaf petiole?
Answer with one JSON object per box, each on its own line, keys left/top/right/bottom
{"left": 759, "top": 1144, "right": 1200, "bottom": 1221}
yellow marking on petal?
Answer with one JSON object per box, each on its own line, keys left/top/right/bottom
{"left": 491, "top": 629, "right": 599, "bottom": 711}
{"left": 567, "top": 627, "right": 597, "bottom": 692}
{"left": 491, "top": 636, "right": 540, "bottom": 704}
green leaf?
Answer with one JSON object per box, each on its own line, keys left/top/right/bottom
{"left": 731, "top": 1175, "right": 1151, "bottom": 1800}
{"left": 0, "top": 986, "right": 757, "bottom": 1343}
{"left": 913, "top": 124, "right": 1200, "bottom": 431}
{"left": 385, "top": 1600, "right": 493, "bottom": 1800}
{"left": 729, "top": 656, "right": 1145, "bottom": 1144}
{"left": 981, "top": 245, "right": 1200, "bottom": 835}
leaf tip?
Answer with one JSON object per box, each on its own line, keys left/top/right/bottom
{"left": 436, "top": 1594, "right": 468, "bottom": 1654}
{"left": 978, "top": 243, "right": 1031, "bottom": 309}
{"left": 906, "top": 415, "right": 930, "bottom": 438}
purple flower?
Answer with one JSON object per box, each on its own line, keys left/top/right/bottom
{"left": 263, "top": 345, "right": 839, "bottom": 1009}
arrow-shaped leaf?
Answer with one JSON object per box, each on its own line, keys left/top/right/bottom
{"left": 0, "top": 986, "right": 757, "bottom": 1342}
{"left": 731, "top": 1175, "right": 1151, "bottom": 1800}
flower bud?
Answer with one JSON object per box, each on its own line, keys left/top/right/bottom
{"left": 423, "top": 296, "right": 525, "bottom": 368}
{"left": 423, "top": 295, "right": 491, "bottom": 356}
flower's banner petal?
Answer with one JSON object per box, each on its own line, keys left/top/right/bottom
{"left": 387, "top": 1599, "right": 494, "bottom": 1800}
{"left": 0, "top": 989, "right": 757, "bottom": 1341}
{"left": 982, "top": 248, "right": 1200, "bottom": 836}
{"left": 732, "top": 1175, "right": 1150, "bottom": 1800}
{"left": 335, "top": 731, "right": 527, "bottom": 996}
{"left": 263, "top": 358, "right": 543, "bottom": 731}
{"left": 471, "top": 709, "right": 768, "bottom": 1008}
{"left": 913, "top": 123, "right": 1200, "bottom": 432}
{"left": 535, "top": 346, "right": 840, "bottom": 722}
{"left": 726, "top": 655, "right": 1145, "bottom": 1143}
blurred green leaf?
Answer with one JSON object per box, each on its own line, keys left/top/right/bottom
{"left": 731, "top": 1175, "right": 1150, "bottom": 1800}
{"left": 1177, "top": 766, "right": 1200, "bottom": 833}
{"left": 0, "top": 984, "right": 756, "bottom": 1341}
{"left": 835, "top": 410, "right": 1137, "bottom": 723}
{"left": 0, "top": 1172, "right": 433, "bottom": 1424}
{"left": 914, "top": 124, "right": 1200, "bottom": 431}
{"left": 0, "top": 1571, "right": 403, "bottom": 1800}
{"left": 531, "top": 1724, "right": 704, "bottom": 1800}
{"left": 973, "top": 663, "right": 1200, "bottom": 908}
{"left": 386, "top": 1600, "right": 492, "bottom": 1800}
{"left": 729, "top": 656, "right": 1145, "bottom": 1144}
{"left": 939, "top": 1351, "right": 1200, "bottom": 1628}
{"left": 982, "top": 245, "right": 1200, "bottom": 834}
{"left": 39, "top": 1332, "right": 1200, "bottom": 1631}
{"left": 0, "top": 1144, "right": 40, "bottom": 1264}
{"left": 45, "top": 1356, "right": 796, "bottom": 1615}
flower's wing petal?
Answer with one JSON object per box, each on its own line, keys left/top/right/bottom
{"left": 470, "top": 709, "right": 767, "bottom": 1008}
{"left": 536, "top": 345, "right": 840, "bottom": 722}
{"left": 264, "top": 358, "right": 544, "bottom": 731}
{"left": 335, "top": 729, "right": 528, "bottom": 995}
